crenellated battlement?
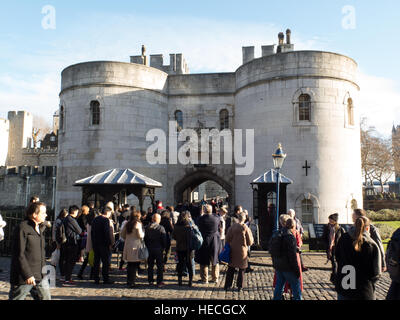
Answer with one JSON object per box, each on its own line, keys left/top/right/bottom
{"left": 130, "top": 45, "right": 189, "bottom": 75}
{"left": 242, "top": 29, "right": 295, "bottom": 64}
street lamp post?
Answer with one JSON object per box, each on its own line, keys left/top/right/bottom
{"left": 272, "top": 143, "right": 286, "bottom": 234}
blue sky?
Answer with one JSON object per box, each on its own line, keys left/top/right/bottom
{"left": 0, "top": 0, "right": 399, "bottom": 136}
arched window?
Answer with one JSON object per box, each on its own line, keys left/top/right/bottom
{"left": 90, "top": 101, "right": 100, "bottom": 125}
{"left": 299, "top": 94, "right": 311, "bottom": 121}
{"left": 219, "top": 109, "right": 229, "bottom": 130}
{"left": 347, "top": 98, "right": 354, "bottom": 126}
{"left": 60, "top": 106, "right": 64, "bottom": 131}
{"left": 175, "top": 110, "right": 183, "bottom": 131}
{"left": 301, "top": 199, "right": 313, "bottom": 223}
{"left": 267, "top": 191, "right": 276, "bottom": 207}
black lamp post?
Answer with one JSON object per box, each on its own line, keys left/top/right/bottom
{"left": 272, "top": 143, "right": 286, "bottom": 234}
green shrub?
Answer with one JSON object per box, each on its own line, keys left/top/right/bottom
{"left": 366, "top": 209, "right": 400, "bottom": 221}
{"left": 374, "top": 223, "right": 397, "bottom": 240}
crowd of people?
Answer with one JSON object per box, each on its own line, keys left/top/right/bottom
{"left": 5, "top": 195, "right": 400, "bottom": 301}
{"left": 270, "top": 208, "right": 400, "bottom": 300}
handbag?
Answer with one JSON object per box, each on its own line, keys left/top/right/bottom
{"left": 219, "top": 243, "right": 231, "bottom": 264}
{"left": 190, "top": 224, "right": 203, "bottom": 251}
{"left": 88, "top": 249, "right": 95, "bottom": 267}
{"left": 50, "top": 248, "right": 60, "bottom": 266}
{"left": 138, "top": 239, "right": 149, "bottom": 260}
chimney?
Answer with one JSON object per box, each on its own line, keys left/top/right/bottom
{"left": 242, "top": 46, "right": 255, "bottom": 64}
{"left": 286, "top": 29, "right": 291, "bottom": 44}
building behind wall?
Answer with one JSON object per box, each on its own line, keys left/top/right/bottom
{"left": 0, "top": 110, "right": 58, "bottom": 209}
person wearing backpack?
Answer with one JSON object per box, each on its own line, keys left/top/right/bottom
{"left": 271, "top": 217, "right": 302, "bottom": 300}
{"left": 52, "top": 208, "right": 68, "bottom": 279}
{"left": 62, "top": 205, "right": 82, "bottom": 286}
{"left": 172, "top": 211, "right": 195, "bottom": 287}
{"left": 224, "top": 211, "right": 254, "bottom": 292}
{"left": 386, "top": 227, "right": 400, "bottom": 300}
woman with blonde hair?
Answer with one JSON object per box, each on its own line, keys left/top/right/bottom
{"left": 120, "top": 211, "right": 144, "bottom": 288}
{"left": 335, "top": 215, "right": 382, "bottom": 300}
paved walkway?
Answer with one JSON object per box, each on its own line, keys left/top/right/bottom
{"left": 0, "top": 250, "right": 392, "bottom": 300}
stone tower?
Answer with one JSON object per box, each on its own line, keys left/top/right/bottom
{"left": 6, "top": 111, "right": 33, "bottom": 166}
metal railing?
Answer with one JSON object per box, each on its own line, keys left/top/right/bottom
{"left": 0, "top": 208, "right": 54, "bottom": 257}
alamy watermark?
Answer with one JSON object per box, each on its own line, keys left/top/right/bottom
{"left": 146, "top": 121, "right": 255, "bottom": 175}
{"left": 41, "top": 5, "right": 56, "bottom": 30}
{"left": 41, "top": 265, "right": 56, "bottom": 289}
{"left": 341, "top": 5, "right": 356, "bottom": 30}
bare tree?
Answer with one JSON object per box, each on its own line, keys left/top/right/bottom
{"left": 360, "top": 118, "right": 377, "bottom": 186}
{"left": 361, "top": 118, "right": 394, "bottom": 191}
{"left": 32, "top": 114, "right": 52, "bottom": 141}
{"left": 369, "top": 137, "right": 394, "bottom": 192}
{"left": 392, "top": 127, "right": 400, "bottom": 180}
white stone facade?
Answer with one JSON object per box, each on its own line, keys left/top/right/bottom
{"left": 57, "top": 42, "right": 362, "bottom": 224}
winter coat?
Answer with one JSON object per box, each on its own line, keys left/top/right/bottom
{"left": 172, "top": 224, "right": 192, "bottom": 252}
{"left": 121, "top": 222, "right": 144, "bottom": 262}
{"left": 91, "top": 215, "right": 112, "bottom": 249}
{"left": 335, "top": 230, "right": 382, "bottom": 300}
{"left": 160, "top": 216, "right": 174, "bottom": 244}
{"left": 271, "top": 228, "right": 300, "bottom": 278}
{"left": 322, "top": 224, "right": 345, "bottom": 258}
{"left": 10, "top": 219, "right": 47, "bottom": 285}
{"left": 85, "top": 223, "right": 93, "bottom": 253}
{"left": 349, "top": 224, "right": 386, "bottom": 269}
{"left": 144, "top": 223, "right": 167, "bottom": 251}
{"left": 225, "top": 223, "right": 254, "bottom": 269}
{"left": 195, "top": 213, "right": 222, "bottom": 266}
{"left": 63, "top": 215, "right": 82, "bottom": 246}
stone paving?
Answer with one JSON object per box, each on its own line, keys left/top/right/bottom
{"left": 0, "top": 250, "right": 392, "bottom": 300}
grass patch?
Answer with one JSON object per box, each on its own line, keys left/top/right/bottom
{"left": 374, "top": 221, "right": 400, "bottom": 229}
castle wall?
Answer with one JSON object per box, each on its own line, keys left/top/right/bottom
{"left": 57, "top": 62, "right": 169, "bottom": 211}
{"left": 0, "top": 166, "right": 56, "bottom": 209}
{"left": 56, "top": 49, "right": 363, "bottom": 225}
{"left": 234, "top": 51, "right": 361, "bottom": 224}
{"left": 0, "top": 119, "right": 9, "bottom": 166}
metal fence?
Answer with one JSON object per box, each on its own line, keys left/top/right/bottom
{"left": 0, "top": 208, "right": 54, "bottom": 257}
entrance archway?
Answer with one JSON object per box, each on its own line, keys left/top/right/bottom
{"left": 174, "top": 169, "right": 234, "bottom": 210}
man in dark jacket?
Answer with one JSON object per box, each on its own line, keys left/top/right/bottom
{"left": 195, "top": 204, "right": 222, "bottom": 284}
{"left": 271, "top": 218, "right": 302, "bottom": 300}
{"left": 9, "top": 202, "right": 51, "bottom": 300}
{"left": 62, "top": 205, "right": 82, "bottom": 286}
{"left": 144, "top": 213, "right": 167, "bottom": 287}
{"left": 91, "top": 206, "right": 114, "bottom": 284}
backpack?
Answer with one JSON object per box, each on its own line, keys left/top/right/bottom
{"left": 269, "top": 231, "right": 284, "bottom": 258}
{"left": 190, "top": 224, "right": 203, "bottom": 251}
{"left": 55, "top": 219, "right": 67, "bottom": 245}
{"left": 386, "top": 235, "right": 400, "bottom": 282}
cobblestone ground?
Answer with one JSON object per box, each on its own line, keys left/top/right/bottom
{"left": 0, "top": 252, "right": 391, "bottom": 300}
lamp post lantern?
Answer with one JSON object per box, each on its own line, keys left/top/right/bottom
{"left": 272, "top": 143, "right": 286, "bottom": 234}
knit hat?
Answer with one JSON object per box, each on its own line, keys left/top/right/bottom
{"left": 328, "top": 213, "right": 338, "bottom": 222}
